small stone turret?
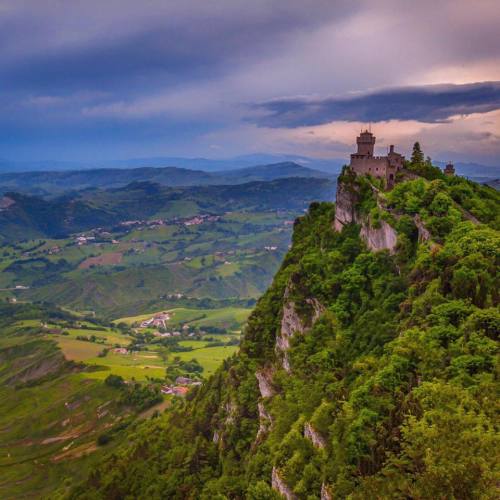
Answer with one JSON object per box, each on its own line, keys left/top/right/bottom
{"left": 444, "top": 162, "right": 455, "bottom": 176}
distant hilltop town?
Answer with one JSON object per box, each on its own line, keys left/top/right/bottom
{"left": 348, "top": 130, "right": 455, "bottom": 190}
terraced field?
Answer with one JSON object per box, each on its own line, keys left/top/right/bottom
{"left": 0, "top": 302, "right": 244, "bottom": 498}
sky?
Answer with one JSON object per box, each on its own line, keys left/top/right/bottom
{"left": 1, "top": 0, "right": 500, "bottom": 165}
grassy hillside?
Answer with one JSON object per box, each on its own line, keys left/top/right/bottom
{"left": 71, "top": 173, "right": 499, "bottom": 499}
{"left": 0, "top": 299, "right": 249, "bottom": 498}
{"left": 0, "top": 176, "right": 335, "bottom": 316}
{"left": 0, "top": 304, "right": 134, "bottom": 499}
{"left": 1, "top": 206, "right": 296, "bottom": 316}
{"left": 0, "top": 176, "right": 335, "bottom": 241}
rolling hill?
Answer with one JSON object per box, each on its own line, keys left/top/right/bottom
{"left": 71, "top": 165, "right": 500, "bottom": 500}
{"left": 0, "top": 162, "right": 332, "bottom": 196}
{"left": 0, "top": 177, "right": 336, "bottom": 241}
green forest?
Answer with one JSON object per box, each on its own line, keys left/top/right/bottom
{"left": 68, "top": 166, "right": 499, "bottom": 499}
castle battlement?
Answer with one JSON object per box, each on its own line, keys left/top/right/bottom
{"left": 349, "top": 130, "right": 404, "bottom": 189}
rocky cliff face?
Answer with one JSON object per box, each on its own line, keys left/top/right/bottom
{"left": 359, "top": 219, "right": 398, "bottom": 253}
{"left": 272, "top": 467, "right": 297, "bottom": 500}
{"left": 304, "top": 422, "right": 326, "bottom": 449}
{"left": 333, "top": 180, "right": 358, "bottom": 231}
{"left": 276, "top": 285, "right": 324, "bottom": 372}
{"left": 76, "top": 175, "right": 500, "bottom": 500}
{"left": 255, "top": 402, "right": 272, "bottom": 445}
{"left": 414, "top": 213, "right": 431, "bottom": 243}
{"left": 276, "top": 292, "right": 303, "bottom": 372}
{"left": 334, "top": 176, "right": 398, "bottom": 253}
{"left": 255, "top": 367, "right": 275, "bottom": 398}
{"left": 321, "top": 483, "right": 333, "bottom": 500}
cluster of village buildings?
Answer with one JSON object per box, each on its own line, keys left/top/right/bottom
{"left": 183, "top": 214, "right": 220, "bottom": 226}
{"left": 119, "top": 213, "right": 220, "bottom": 230}
{"left": 161, "top": 376, "right": 202, "bottom": 396}
{"left": 140, "top": 311, "right": 171, "bottom": 328}
{"left": 136, "top": 312, "right": 200, "bottom": 338}
{"left": 25, "top": 203, "right": 292, "bottom": 266}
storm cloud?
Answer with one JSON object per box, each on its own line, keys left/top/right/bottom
{"left": 253, "top": 82, "right": 500, "bottom": 127}
{"left": 0, "top": 0, "right": 499, "bottom": 163}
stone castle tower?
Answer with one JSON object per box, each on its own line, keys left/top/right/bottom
{"left": 349, "top": 130, "right": 404, "bottom": 189}
{"left": 444, "top": 162, "right": 455, "bottom": 176}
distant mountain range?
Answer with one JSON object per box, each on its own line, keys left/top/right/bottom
{"left": 0, "top": 176, "right": 336, "bottom": 241}
{"left": 0, "top": 162, "right": 333, "bottom": 197}
{"left": 0, "top": 154, "right": 344, "bottom": 174}
{"left": 1, "top": 153, "right": 498, "bottom": 183}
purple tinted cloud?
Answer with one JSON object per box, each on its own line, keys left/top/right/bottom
{"left": 252, "top": 82, "right": 500, "bottom": 127}
{"left": 0, "top": 0, "right": 355, "bottom": 92}
{"left": 0, "top": 0, "right": 499, "bottom": 162}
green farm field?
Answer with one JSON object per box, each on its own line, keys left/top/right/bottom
{"left": 175, "top": 344, "right": 238, "bottom": 375}
{"left": 2, "top": 207, "right": 295, "bottom": 316}
{"left": 37, "top": 305, "right": 246, "bottom": 380}
{"left": 116, "top": 306, "right": 252, "bottom": 330}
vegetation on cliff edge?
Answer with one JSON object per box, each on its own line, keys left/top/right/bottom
{"left": 71, "top": 175, "right": 499, "bottom": 499}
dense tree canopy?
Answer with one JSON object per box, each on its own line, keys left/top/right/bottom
{"left": 71, "top": 174, "right": 499, "bottom": 499}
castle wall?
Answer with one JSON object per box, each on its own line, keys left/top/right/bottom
{"left": 350, "top": 156, "right": 389, "bottom": 179}
{"left": 349, "top": 131, "right": 404, "bottom": 190}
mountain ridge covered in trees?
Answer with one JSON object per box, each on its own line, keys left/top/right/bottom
{"left": 70, "top": 156, "right": 499, "bottom": 499}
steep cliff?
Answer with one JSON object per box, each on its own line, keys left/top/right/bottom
{"left": 334, "top": 172, "right": 398, "bottom": 253}
{"left": 73, "top": 173, "right": 500, "bottom": 500}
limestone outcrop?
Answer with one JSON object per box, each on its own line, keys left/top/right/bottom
{"left": 360, "top": 219, "right": 398, "bottom": 254}
{"left": 334, "top": 178, "right": 398, "bottom": 253}
{"left": 254, "top": 402, "right": 272, "bottom": 445}
{"left": 321, "top": 483, "right": 333, "bottom": 500}
{"left": 277, "top": 299, "right": 303, "bottom": 372}
{"left": 414, "top": 214, "right": 431, "bottom": 243}
{"left": 213, "top": 430, "right": 220, "bottom": 444}
{"left": 333, "top": 180, "right": 358, "bottom": 232}
{"left": 256, "top": 368, "right": 275, "bottom": 398}
{"left": 304, "top": 422, "right": 326, "bottom": 449}
{"left": 213, "top": 399, "right": 237, "bottom": 446}
{"left": 276, "top": 286, "right": 324, "bottom": 372}
{"left": 272, "top": 467, "right": 296, "bottom": 500}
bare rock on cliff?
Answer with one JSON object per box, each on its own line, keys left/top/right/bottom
{"left": 414, "top": 214, "right": 431, "bottom": 243}
{"left": 334, "top": 178, "right": 398, "bottom": 253}
{"left": 276, "top": 286, "right": 324, "bottom": 372}
{"left": 213, "top": 398, "right": 238, "bottom": 446}
{"left": 254, "top": 402, "right": 273, "bottom": 446}
{"left": 304, "top": 422, "right": 326, "bottom": 449}
{"left": 256, "top": 368, "right": 275, "bottom": 398}
{"left": 213, "top": 430, "right": 220, "bottom": 444}
{"left": 360, "top": 219, "right": 398, "bottom": 254}
{"left": 277, "top": 299, "right": 303, "bottom": 372}
{"left": 272, "top": 467, "right": 296, "bottom": 500}
{"left": 321, "top": 483, "right": 333, "bottom": 500}
{"left": 333, "top": 180, "right": 358, "bottom": 231}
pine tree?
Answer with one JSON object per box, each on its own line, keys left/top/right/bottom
{"left": 411, "top": 142, "right": 424, "bottom": 164}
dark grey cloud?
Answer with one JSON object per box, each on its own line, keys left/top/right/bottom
{"left": 0, "top": 0, "right": 499, "bottom": 163}
{"left": 252, "top": 82, "right": 500, "bottom": 127}
{"left": 0, "top": 0, "right": 355, "bottom": 93}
